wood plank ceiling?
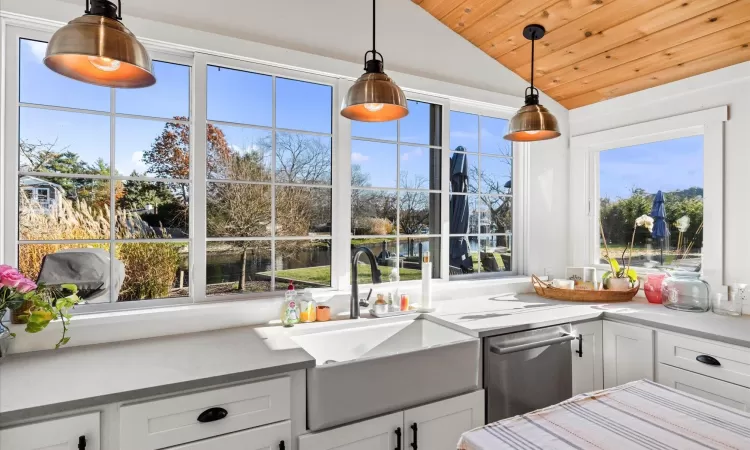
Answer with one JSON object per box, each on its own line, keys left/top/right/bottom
{"left": 413, "top": 0, "right": 750, "bottom": 109}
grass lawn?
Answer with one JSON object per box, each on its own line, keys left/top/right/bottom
{"left": 469, "top": 251, "right": 508, "bottom": 272}
{"left": 269, "top": 263, "right": 423, "bottom": 286}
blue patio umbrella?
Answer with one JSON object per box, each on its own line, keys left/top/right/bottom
{"left": 650, "top": 190, "right": 669, "bottom": 265}
{"left": 449, "top": 149, "right": 473, "bottom": 272}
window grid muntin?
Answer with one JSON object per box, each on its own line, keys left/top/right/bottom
{"left": 16, "top": 38, "right": 193, "bottom": 303}
{"left": 448, "top": 110, "right": 514, "bottom": 276}
{"left": 205, "top": 64, "right": 334, "bottom": 294}
{"left": 350, "top": 100, "right": 442, "bottom": 278}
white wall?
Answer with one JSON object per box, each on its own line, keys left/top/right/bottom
{"left": 570, "top": 61, "right": 750, "bottom": 285}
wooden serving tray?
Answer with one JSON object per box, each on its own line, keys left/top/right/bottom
{"left": 532, "top": 274, "right": 638, "bottom": 303}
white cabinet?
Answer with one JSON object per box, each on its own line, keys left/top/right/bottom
{"left": 403, "top": 390, "right": 484, "bottom": 450}
{"left": 571, "top": 321, "right": 603, "bottom": 395}
{"left": 603, "top": 321, "right": 654, "bottom": 388}
{"left": 298, "top": 412, "right": 402, "bottom": 450}
{"left": 299, "top": 391, "right": 484, "bottom": 450}
{"left": 0, "top": 412, "right": 100, "bottom": 450}
{"left": 120, "top": 377, "right": 290, "bottom": 450}
{"left": 166, "top": 421, "right": 291, "bottom": 450}
{"left": 657, "top": 363, "right": 750, "bottom": 412}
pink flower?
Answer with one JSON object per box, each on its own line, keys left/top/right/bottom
{"left": 0, "top": 269, "right": 25, "bottom": 289}
{"left": 0, "top": 265, "right": 14, "bottom": 278}
{"left": 16, "top": 278, "right": 37, "bottom": 293}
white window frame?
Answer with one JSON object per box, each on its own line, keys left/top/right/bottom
{"left": 193, "top": 52, "right": 339, "bottom": 302}
{"left": 1, "top": 20, "right": 531, "bottom": 314}
{"left": 569, "top": 106, "right": 727, "bottom": 288}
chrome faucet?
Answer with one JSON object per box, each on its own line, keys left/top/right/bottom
{"left": 351, "top": 247, "right": 382, "bottom": 319}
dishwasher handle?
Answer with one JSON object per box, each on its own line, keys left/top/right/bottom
{"left": 490, "top": 334, "right": 576, "bottom": 355}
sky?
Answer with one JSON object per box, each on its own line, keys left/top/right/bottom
{"left": 599, "top": 135, "right": 703, "bottom": 199}
{"left": 20, "top": 39, "right": 512, "bottom": 196}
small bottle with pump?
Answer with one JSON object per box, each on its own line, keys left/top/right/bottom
{"left": 280, "top": 281, "right": 300, "bottom": 327}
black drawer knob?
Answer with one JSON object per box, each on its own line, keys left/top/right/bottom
{"left": 197, "top": 407, "right": 228, "bottom": 423}
{"left": 696, "top": 354, "right": 721, "bottom": 366}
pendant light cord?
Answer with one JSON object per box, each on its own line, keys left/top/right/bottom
{"left": 372, "top": 0, "right": 377, "bottom": 54}
{"left": 530, "top": 30, "right": 537, "bottom": 96}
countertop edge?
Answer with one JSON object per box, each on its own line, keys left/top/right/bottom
{"left": 0, "top": 359, "right": 314, "bottom": 425}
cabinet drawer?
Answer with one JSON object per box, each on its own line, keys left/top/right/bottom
{"left": 0, "top": 412, "right": 100, "bottom": 450}
{"left": 165, "top": 421, "right": 290, "bottom": 450}
{"left": 657, "top": 363, "right": 750, "bottom": 412}
{"left": 658, "top": 332, "right": 750, "bottom": 388}
{"left": 121, "top": 377, "right": 290, "bottom": 450}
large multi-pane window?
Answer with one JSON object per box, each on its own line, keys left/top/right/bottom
{"left": 204, "top": 65, "right": 333, "bottom": 295}
{"left": 598, "top": 136, "right": 704, "bottom": 269}
{"left": 16, "top": 38, "right": 191, "bottom": 304}
{"left": 448, "top": 111, "right": 513, "bottom": 277}
{"left": 5, "top": 27, "right": 524, "bottom": 312}
{"left": 350, "top": 100, "right": 442, "bottom": 283}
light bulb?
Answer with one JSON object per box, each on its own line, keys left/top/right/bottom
{"left": 525, "top": 130, "right": 540, "bottom": 135}
{"left": 363, "top": 103, "right": 384, "bottom": 112}
{"left": 88, "top": 56, "right": 121, "bottom": 72}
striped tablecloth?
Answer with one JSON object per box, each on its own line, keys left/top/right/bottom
{"left": 459, "top": 379, "right": 750, "bottom": 449}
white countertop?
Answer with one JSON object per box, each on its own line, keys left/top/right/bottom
{"left": 3, "top": 292, "right": 750, "bottom": 424}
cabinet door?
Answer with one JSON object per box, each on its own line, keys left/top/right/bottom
{"left": 603, "top": 321, "right": 654, "bottom": 388}
{"left": 571, "top": 321, "right": 603, "bottom": 395}
{"left": 658, "top": 364, "right": 750, "bottom": 412}
{"left": 403, "top": 390, "right": 484, "bottom": 450}
{"left": 298, "top": 412, "right": 402, "bottom": 450}
{"left": 0, "top": 412, "right": 100, "bottom": 450}
{"left": 166, "top": 421, "right": 290, "bottom": 450}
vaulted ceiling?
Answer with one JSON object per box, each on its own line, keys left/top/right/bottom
{"left": 414, "top": 0, "right": 750, "bottom": 109}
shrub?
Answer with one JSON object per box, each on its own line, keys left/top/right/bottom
{"left": 116, "top": 242, "right": 181, "bottom": 301}
{"left": 367, "top": 218, "right": 394, "bottom": 235}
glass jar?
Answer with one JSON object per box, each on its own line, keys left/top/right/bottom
{"left": 661, "top": 271, "right": 710, "bottom": 312}
{"left": 712, "top": 286, "right": 742, "bottom": 317}
{"left": 644, "top": 273, "right": 667, "bottom": 304}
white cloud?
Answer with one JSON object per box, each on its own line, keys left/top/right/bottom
{"left": 131, "top": 151, "right": 146, "bottom": 167}
{"left": 401, "top": 147, "right": 424, "bottom": 161}
{"left": 27, "top": 41, "right": 47, "bottom": 62}
{"left": 351, "top": 152, "right": 369, "bottom": 163}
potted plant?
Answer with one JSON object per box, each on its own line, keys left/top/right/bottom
{"left": 600, "top": 215, "right": 652, "bottom": 291}
{"left": 0, "top": 265, "right": 80, "bottom": 358}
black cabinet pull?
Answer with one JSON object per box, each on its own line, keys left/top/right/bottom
{"left": 696, "top": 354, "right": 721, "bottom": 366}
{"left": 78, "top": 436, "right": 86, "bottom": 450}
{"left": 575, "top": 334, "right": 583, "bottom": 358}
{"left": 410, "top": 423, "right": 418, "bottom": 450}
{"left": 279, "top": 440, "right": 285, "bottom": 450}
{"left": 395, "top": 427, "right": 402, "bottom": 450}
{"left": 197, "top": 407, "right": 228, "bottom": 423}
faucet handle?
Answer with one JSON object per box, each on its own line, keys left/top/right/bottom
{"left": 359, "top": 298, "right": 370, "bottom": 308}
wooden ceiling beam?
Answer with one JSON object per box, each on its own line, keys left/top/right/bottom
{"left": 498, "top": 0, "right": 670, "bottom": 71}
{"left": 478, "top": 0, "right": 611, "bottom": 61}
{"left": 560, "top": 41, "right": 750, "bottom": 108}
{"left": 546, "top": 12, "right": 750, "bottom": 99}
{"left": 533, "top": 0, "right": 741, "bottom": 91}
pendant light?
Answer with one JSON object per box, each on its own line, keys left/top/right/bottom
{"left": 504, "top": 24, "right": 560, "bottom": 142}
{"left": 341, "top": 0, "right": 408, "bottom": 122}
{"left": 44, "top": 0, "right": 155, "bottom": 88}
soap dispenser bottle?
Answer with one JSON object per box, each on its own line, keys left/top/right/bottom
{"left": 280, "top": 281, "right": 300, "bottom": 327}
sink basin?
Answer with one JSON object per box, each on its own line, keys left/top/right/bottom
{"left": 291, "top": 318, "right": 480, "bottom": 431}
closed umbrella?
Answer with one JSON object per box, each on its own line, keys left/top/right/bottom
{"left": 650, "top": 190, "right": 669, "bottom": 265}
{"left": 449, "top": 148, "right": 472, "bottom": 272}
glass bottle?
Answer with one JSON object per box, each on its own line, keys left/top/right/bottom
{"left": 661, "top": 271, "right": 710, "bottom": 312}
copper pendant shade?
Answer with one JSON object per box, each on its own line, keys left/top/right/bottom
{"left": 341, "top": 0, "right": 408, "bottom": 122}
{"left": 504, "top": 25, "right": 560, "bottom": 142}
{"left": 44, "top": 0, "right": 155, "bottom": 88}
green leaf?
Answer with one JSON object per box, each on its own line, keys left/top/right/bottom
{"left": 626, "top": 269, "right": 638, "bottom": 283}
{"left": 609, "top": 258, "right": 621, "bottom": 274}
{"left": 25, "top": 322, "right": 45, "bottom": 333}
{"left": 61, "top": 283, "right": 78, "bottom": 293}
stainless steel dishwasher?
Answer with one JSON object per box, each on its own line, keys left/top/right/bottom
{"left": 485, "top": 324, "right": 576, "bottom": 423}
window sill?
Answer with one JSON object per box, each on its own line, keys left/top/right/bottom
{"left": 5, "top": 276, "right": 537, "bottom": 355}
